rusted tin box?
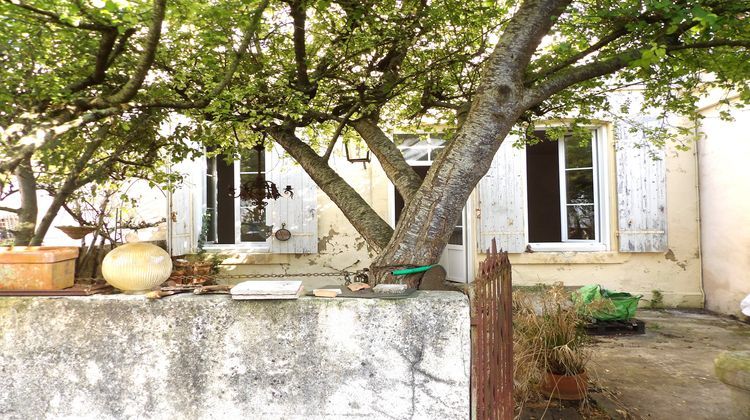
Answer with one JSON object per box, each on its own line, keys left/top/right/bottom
{"left": 0, "top": 247, "right": 79, "bottom": 290}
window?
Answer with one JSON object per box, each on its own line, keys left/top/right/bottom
{"left": 239, "top": 148, "right": 267, "bottom": 242}
{"left": 205, "top": 147, "right": 268, "bottom": 245}
{"left": 525, "top": 129, "right": 606, "bottom": 249}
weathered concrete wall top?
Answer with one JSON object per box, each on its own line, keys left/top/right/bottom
{"left": 0, "top": 292, "right": 470, "bottom": 420}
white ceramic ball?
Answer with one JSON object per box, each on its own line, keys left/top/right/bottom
{"left": 102, "top": 243, "right": 172, "bottom": 292}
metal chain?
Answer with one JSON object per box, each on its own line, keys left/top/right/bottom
{"left": 77, "top": 269, "right": 370, "bottom": 285}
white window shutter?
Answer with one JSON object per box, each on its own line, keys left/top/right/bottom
{"left": 615, "top": 120, "right": 668, "bottom": 252}
{"left": 477, "top": 136, "right": 526, "bottom": 253}
{"left": 265, "top": 144, "right": 318, "bottom": 254}
{"left": 168, "top": 154, "right": 204, "bottom": 256}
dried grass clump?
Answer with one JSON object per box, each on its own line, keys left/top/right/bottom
{"left": 512, "top": 282, "right": 599, "bottom": 404}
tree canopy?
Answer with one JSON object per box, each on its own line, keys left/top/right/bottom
{"left": 1, "top": 0, "right": 749, "bottom": 281}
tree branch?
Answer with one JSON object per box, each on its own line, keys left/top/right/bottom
{"left": 323, "top": 104, "right": 358, "bottom": 161}
{"left": 527, "top": 26, "right": 628, "bottom": 84}
{"left": 142, "top": 0, "right": 269, "bottom": 109}
{"left": 289, "top": 0, "right": 313, "bottom": 94}
{"left": 100, "top": 0, "right": 167, "bottom": 105}
{"left": 268, "top": 127, "right": 393, "bottom": 251}
{"left": 351, "top": 118, "right": 422, "bottom": 202}
{"left": 3, "top": 0, "right": 113, "bottom": 32}
{"left": 67, "top": 29, "right": 118, "bottom": 93}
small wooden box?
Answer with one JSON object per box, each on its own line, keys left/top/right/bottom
{"left": 0, "top": 247, "right": 79, "bottom": 290}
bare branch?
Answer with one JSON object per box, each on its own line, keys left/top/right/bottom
{"left": 323, "top": 104, "right": 358, "bottom": 161}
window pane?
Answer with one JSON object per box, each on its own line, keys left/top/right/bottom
{"left": 448, "top": 226, "right": 463, "bottom": 245}
{"left": 240, "top": 148, "right": 264, "bottom": 173}
{"left": 206, "top": 156, "right": 216, "bottom": 174}
{"left": 567, "top": 205, "right": 595, "bottom": 240}
{"left": 565, "top": 170, "right": 594, "bottom": 204}
{"left": 394, "top": 134, "right": 421, "bottom": 147}
{"left": 240, "top": 207, "right": 268, "bottom": 242}
{"left": 526, "top": 140, "right": 562, "bottom": 242}
{"left": 428, "top": 134, "right": 446, "bottom": 146}
{"left": 239, "top": 174, "right": 262, "bottom": 208}
{"left": 564, "top": 135, "right": 592, "bottom": 169}
{"left": 205, "top": 209, "right": 216, "bottom": 243}
{"left": 401, "top": 147, "right": 429, "bottom": 161}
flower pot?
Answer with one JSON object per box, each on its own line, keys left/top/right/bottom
{"left": 0, "top": 246, "right": 78, "bottom": 290}
{"left": 101, "top": 243, "right": 172, "bottom": 293}
{"left": 540, "top": 371, "right": 589, "bottom": 400}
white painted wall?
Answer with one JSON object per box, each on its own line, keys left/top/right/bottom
{"left": 698, "top": 100, "right": 750, "bottom": 317}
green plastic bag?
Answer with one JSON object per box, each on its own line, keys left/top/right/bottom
{"left": 573, "top": 284, "right": 642, "bottom": 321}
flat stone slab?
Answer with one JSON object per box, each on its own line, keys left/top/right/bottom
{"left": 0, "top": 292, "right": 470, "bottom": 419}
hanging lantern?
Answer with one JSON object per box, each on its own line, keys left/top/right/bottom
{"left": 344, "top": 140, "right": 371, "bottom": 167}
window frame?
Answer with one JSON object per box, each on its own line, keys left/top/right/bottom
{"left": 202, "top": 151, "right": 272, "bottom": 252}
{"left": 526, "top": 126, "right": 610, "bottom": 252}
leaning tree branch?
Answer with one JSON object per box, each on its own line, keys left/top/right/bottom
{"left": 351, "top": 118, "right": 422, "bottom": 203}
{"left": 0, "top": 106, "right": 122, "bottom": 176}
{"left": 268, "top": 126, "right": 393, "bottom": 251}
{"left": 100, "top": 0, "right": 167, "bottom": 105}
{"left": 527, "top": 26, "right": 628, "bottom": 84}
{"left": 322, "top": 103, "right": 359, "bottom": 161}
{"left": 525, "top": 36, "right": 750, "bottom": 110}
{"left": 67, "top": 29, "right": 118, "bottom": 93}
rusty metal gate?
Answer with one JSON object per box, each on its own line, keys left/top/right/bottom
{"left": 472, "top": 238, "right": 513, "bottom": 420}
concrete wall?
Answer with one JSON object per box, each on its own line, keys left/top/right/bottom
{"left": 698, "top": 99, "right": 750, "bottom": 317}
{"left": 0, "top": 292, "right": 470, "bottom": 420}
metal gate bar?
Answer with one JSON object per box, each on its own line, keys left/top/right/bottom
{"left": 472, "top": 238, "right": 513, "bottom": 420}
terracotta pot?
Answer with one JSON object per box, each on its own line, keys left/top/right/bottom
{"left": 102, "top": 243, "right": 172, "bottom": 292}
{"left": 540, "top": 371, "right": 589, "bottom": 400}
{"left": 0, "top": 246, "right": 78, "bottom": 290}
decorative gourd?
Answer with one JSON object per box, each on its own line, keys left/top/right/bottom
{"left": 102, "top": 243, "right": 172, "bottom": 292}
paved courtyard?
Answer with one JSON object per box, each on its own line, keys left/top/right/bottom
{"left": 590, "top": 309, "right": 750, "bottom": 419}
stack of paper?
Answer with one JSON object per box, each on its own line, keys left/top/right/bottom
{"left": 230, "top": 280, "right": 304, "bottom": 300}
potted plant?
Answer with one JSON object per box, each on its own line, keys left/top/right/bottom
{"left": 514, "top": 283, "right": 596, "bottom": 401}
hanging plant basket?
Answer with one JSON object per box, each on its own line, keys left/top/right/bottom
{"left": 57, "top": 226, "right": 97, "bottom": 240}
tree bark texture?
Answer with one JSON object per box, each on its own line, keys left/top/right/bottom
{"left": 13, "top": 158, "right": 37, "bottom": 245}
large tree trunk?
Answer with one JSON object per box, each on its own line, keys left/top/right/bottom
{"left": 13, "top": 158, "right": 38, "bottom": 245}
{"left": 369, "top": 0, "right": 570, "bottom": 284}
